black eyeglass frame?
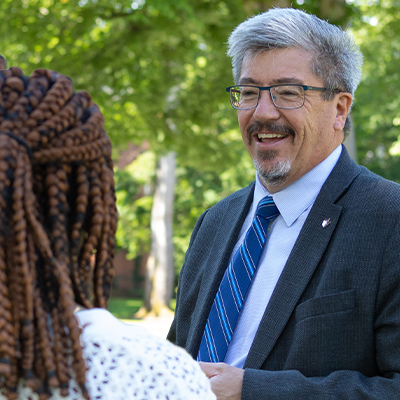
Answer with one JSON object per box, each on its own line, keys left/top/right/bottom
{"left": 226, "top": 84, "right": 340, "bottom": 110}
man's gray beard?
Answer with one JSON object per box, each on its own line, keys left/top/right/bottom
{"left": 253, "top": 151, "right": 291, "bottom": 187}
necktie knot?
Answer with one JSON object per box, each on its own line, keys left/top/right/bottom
{"left": 256, "top": 196, "right": 279, "bottom": 221}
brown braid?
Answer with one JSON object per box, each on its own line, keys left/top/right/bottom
{"left": 0, "top": 59, "right": 117, "bottom": 398}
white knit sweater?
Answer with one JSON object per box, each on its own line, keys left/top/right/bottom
{"left": 4, "top": 308, "right": 215, "bottom": 400}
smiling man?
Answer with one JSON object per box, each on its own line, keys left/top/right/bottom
{"left": 168, "top": 8, "right": 400, "bottom": 400}
{"left": 236, "top": 47, "right": 352, "bottom": 192}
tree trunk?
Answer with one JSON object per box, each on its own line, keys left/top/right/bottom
{"left": 142, "top": 152, "right": 176, "bottom": 316}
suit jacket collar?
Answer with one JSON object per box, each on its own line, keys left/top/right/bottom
{"left": 244, "top": 146, "right": 361, "bottom": 368}
{"left": 186, "top": 182, "right": 255, "bottom": 356}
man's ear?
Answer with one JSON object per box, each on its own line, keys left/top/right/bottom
{"left": 333, "top": 92, "right": 353, "bottom": 132}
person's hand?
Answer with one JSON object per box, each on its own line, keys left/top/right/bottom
{"left": 199, "top": 362, "right": 244, "bottom": 400}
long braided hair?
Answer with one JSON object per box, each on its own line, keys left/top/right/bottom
{"left": 0, "top": 57, "right": 117, "bottom": 399}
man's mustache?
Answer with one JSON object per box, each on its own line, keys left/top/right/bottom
{"left": 246, "top": 122, "right": 295, "bottom": 144}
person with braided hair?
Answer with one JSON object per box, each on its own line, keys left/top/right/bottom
{"left": 0, "top": 56, "right": 215, "bottom": 400}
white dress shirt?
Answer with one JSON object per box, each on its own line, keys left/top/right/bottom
{"left": 224, "top": 145, "right": 342, "bottom": 368}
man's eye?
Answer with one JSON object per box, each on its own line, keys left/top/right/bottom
{"left": 280, "top": 90, "right": 298, "bottom": 96}
{"left": 275, "top": 86, "right": 302, "bottom": 97}
{"left": 241, "top": 90, "right": 258, "bottom": 97}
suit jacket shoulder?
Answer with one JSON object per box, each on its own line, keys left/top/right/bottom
{"left": 317, "top": 146, "right": 400, "bottom": 210}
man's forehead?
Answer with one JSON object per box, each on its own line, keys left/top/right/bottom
{"left": 240, "top": 48, "right": 315, "bottom": 84}
{"left": 242, "top": 47, "right": 313, "bottom": 66}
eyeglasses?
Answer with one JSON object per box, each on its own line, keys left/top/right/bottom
{"left": 226, "top": 84, "right": 340, "bottom": 110}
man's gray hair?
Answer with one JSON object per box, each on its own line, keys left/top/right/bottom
{"left": 227, "top": 8, "right": 363, "bottom": 98}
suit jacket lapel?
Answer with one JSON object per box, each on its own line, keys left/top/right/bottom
{"left": 186, "top": 183, "right": 255, "bottom": 356}
{"left": 244, "top": 147, "right": 361, "bottom": 369}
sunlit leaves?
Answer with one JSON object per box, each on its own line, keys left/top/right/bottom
{"left": 351, "top": 0, "right": 400, "bottom": 177}
{"left": 2, "top": 0, "right": 399, "bottom": 269}
{"left": 115, "top": 151, "right": 156, "bottom": 258}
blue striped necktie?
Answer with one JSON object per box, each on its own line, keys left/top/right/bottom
{"left": 197, "top": 196, "right": 279, "bottom": 363}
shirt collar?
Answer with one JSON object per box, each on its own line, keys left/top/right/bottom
{"left": 254, "top": 145, "right": 342, "bottom": 227}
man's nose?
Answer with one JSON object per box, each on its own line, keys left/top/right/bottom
{"left": 253, "top": 90, "right": 281, "bottom": 120}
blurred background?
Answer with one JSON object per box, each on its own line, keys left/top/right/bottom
{"left": 1, "top": 0, "right": 399, "bottom": 333}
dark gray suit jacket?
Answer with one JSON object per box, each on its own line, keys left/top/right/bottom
{"left": 168, "top": 148, "right": 400, "bottom": 399}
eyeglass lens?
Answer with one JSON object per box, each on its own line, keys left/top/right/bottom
{"left": 230, "top": 85, "right": 305, "bottom": 110}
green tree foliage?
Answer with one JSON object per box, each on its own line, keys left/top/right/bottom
{"left": 0, "top": 0, "right": 356, "bottom": 165}
{"left": 0, "top": 0, "right": 248, "bottom": 272}
{"left": 115, "top": 151, "right": 155, "bottom": 259}
{"left": 1, "top": 0, "right": 399, "bottom": 289}
{"left": 0, "top": 0, "right": 243, "bottom": 164}
{"left": 351, "top": 0, "right": 400, "bottom": 182}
